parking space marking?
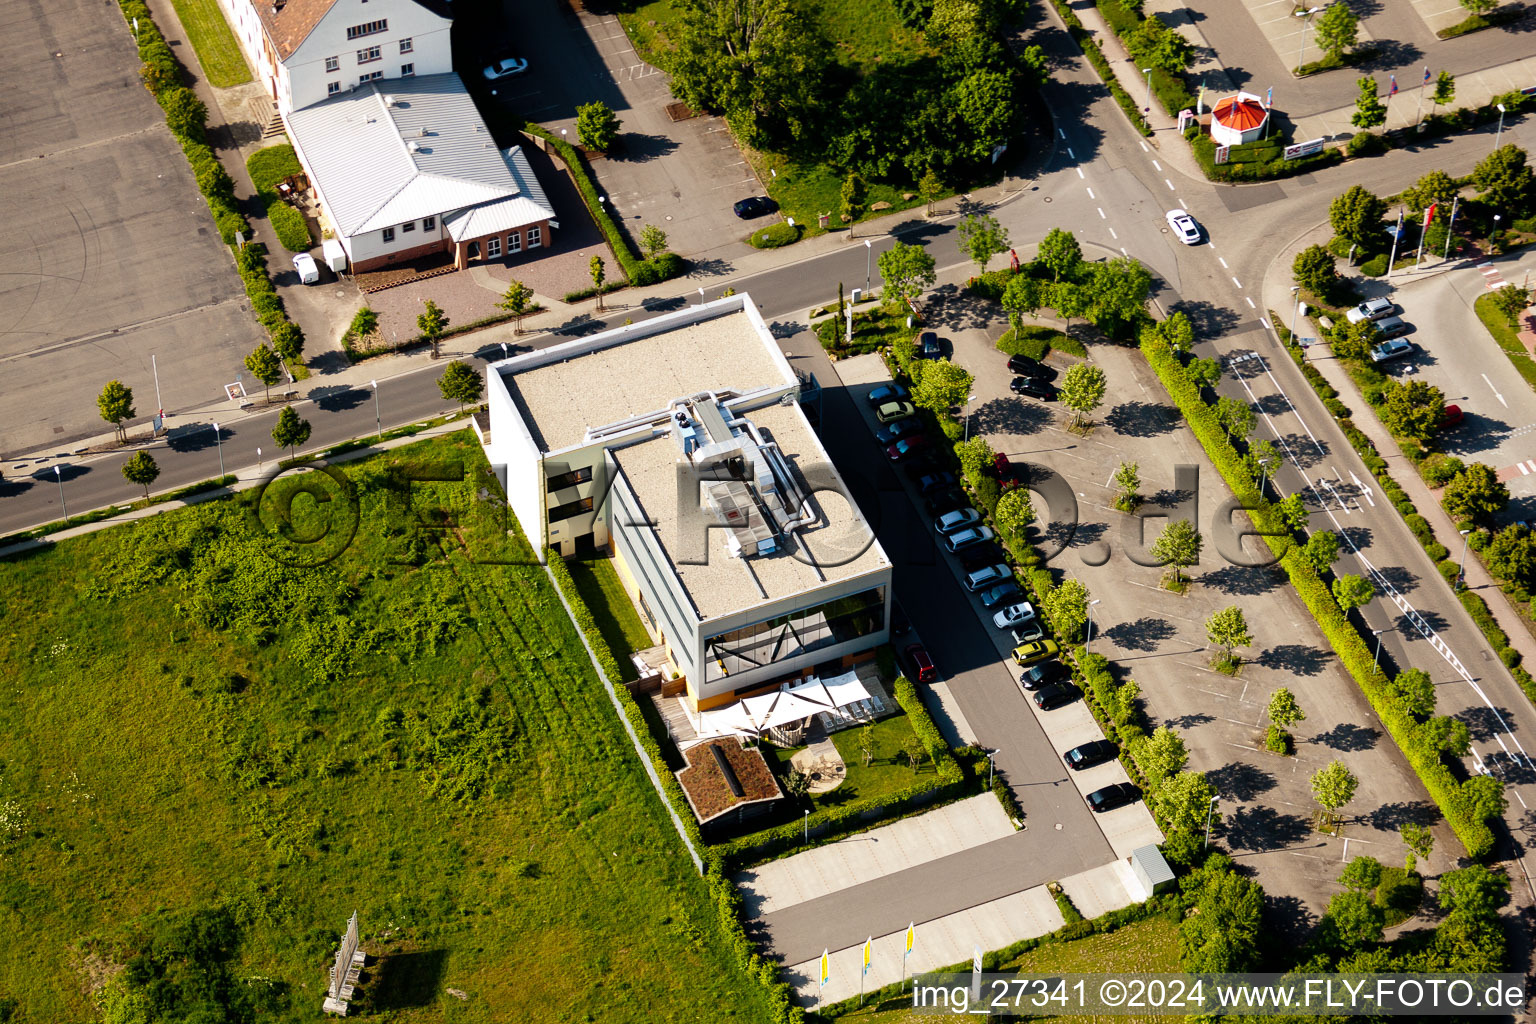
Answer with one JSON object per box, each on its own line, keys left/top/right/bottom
{"left": 711, "top": 176, "right": 759, "bottom": 189}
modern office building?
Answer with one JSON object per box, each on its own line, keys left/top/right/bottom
{"left": 479, "top": 295, "right": 892, "bottom": 712}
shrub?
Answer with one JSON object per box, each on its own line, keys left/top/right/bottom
{"left": 1347, "top": 132, "right": 1387, "bottom": 157}
{"left": 749, "top": 222, "right": 802, "bottom": 249}
{"left": 266, "top": 201, "right": 312, "bottom": 253}
{"left": 1422, "top": 454, "right": 1465, "bottom": 487}
{"left": 1360, "top": 254, "right": 1389, "bottom": 277}
{"left": 648, "top": 251, "right": 686, "bottom": 281}
{"left": 246, "top": 145, "right": 304, "bottom": 193}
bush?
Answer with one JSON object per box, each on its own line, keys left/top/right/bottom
{"left": 1360, "top": 253, "right": 1389, "bottom": 277}
{"left": 1422, "top": 454, "right": 1465, "bottom": 487}
{"left": 1347, "top": 132, "right": 1386, "bottom": 157}
{"left": 246, "top": 145, "right": 304, "bottom": 193}
{"left": 749, "top": 222, "right": 802, "bottom": 249}
{"left": 265, "top": 200, "right": 312, "bottom": 253}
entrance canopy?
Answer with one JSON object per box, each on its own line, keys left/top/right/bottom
{"left": 698, "top": 670, "right": 873, "bottom": 738}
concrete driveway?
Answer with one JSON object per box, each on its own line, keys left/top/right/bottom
{"left": 481, "top": 0, "right": 760, "bottom": 263}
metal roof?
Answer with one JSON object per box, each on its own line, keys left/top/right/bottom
{"left": 286, "top": 74, "right": 554, "bottom": 238}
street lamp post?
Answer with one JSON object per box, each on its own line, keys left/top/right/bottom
{"left": 1295, "top": 6, "right": 1325, "bottom": 76}
{"left": 986, "top": 749, "right": 1000, "bottom": 789}
{"left": 963, "top": 391, "right": 976, "bottom": 442}
{"left": 1495, "top": 103, "right": 1507, "bottom": 150}
{"left": 1373, "top": 628, "right": 1387, "bottom": 669}
{"left": 371, "top": 379, "right": 381, "bottom": 439}
{"left": 1142, "top": 68, "right": 1153, "bottom": 130}
{"left": 1086, "top": 598, "right": 1102, "bottom": 653}
{"left": 864, "top": 238, "right": 873, "bottom": 297}
{"left": 53, "top": 465, "right": 67, "bottom": 523}
{"left": 803, "top": 809, "right": 810, "bottom": 844}
{"left": 1289, "top": 285, "right": 1304, "bottom": 344}
{"left": 1457, "top": 528, "right": 1472, "bottom": 590}
{"left": 212, "top": 422, "right": 225, "bottom": 480}
{"left": 1204, "top": 794, "right": 1219, "bottom": 848}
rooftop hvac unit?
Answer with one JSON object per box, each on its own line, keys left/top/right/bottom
{"left": 383, "top": 95, "right": 396, "bottom": 106}
{"left": 408, "top": 141, "right": 421, "bottom": 152}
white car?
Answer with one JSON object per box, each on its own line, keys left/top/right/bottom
{"left": 965, "top": 564, "right": 1012, "bottom": 591}
{"left": 292, "top": 252, "right": 320, "bottom": 285}
{"left": 1346, "top": 297, "right": 1396, "bottom": 324}
{"left": 1166, "top": 209, "right": 1201, "bottom": 245}
{"left": 483, "top": 57, "right": 529, "bottom": 80}
{"left": 992, "top": 602, "right": 1037, "bottom": 630}
{"left": 934, "top": 508, "right": 982, "bottom": 534}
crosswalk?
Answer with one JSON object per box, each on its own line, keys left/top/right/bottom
{"left": 1477, "top": 262, "right": 1507, "bottom": 290}
{"left": 1496, "top": 458, "right": 1536, "bottom": 482}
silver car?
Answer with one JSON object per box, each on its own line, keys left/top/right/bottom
{"left": 1346, "top": 297, "right": 1395, "bottom": 323}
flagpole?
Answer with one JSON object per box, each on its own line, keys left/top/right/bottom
{"left": 1387, "top": 206, "right": 1404, "bottom": 278}
{"left": 1416, "top": 205, "right": 1432, "bottom": 269}
{"left": 1416, "top": 68, "right": 1428, "bottom": 126}
{"left": 1443, "top": 196, "right": 1460, "bottom": 260}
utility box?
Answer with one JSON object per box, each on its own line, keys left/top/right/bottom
{"left": 849, "top": 288, "right": 861, "bottom": 304}
{"left": 322, "top": 237, "right": 348, "bottom": 274}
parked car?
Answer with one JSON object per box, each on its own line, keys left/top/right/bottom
{"left": 1374, "top": 315, "right": 1410, "bottom": 339}
{"left": 891, "top": 601, "right": 912, "bottom": 637}
{"left": 1064, "top": 739, "right": 1119, "bottom": 771}
{"left": 980, "top": 582, "right": 1024, "bottom": 609}
{"left": 917, "top": 471, "right": 957, "bottom": 495}
{"left": 1006, "top": 353, "right": 1056, "bottom": 380}
{"left": 918, "top": 331, "right": 942, "bottom": 359}
{"left": 1011, "top": 376, "right": 1057, "bottom": 401}
{"left": 886, "top": 437, "right": 929, "bottom": 462}
{"left": 965, "top": 563, "right": 1013, "bottom": 591}
{"left": 483, "top": 57, "right": 530, "bottom": 80}
{"left": 903, "top": 643, "right": 937, "bottom": 684}
{"left": 874, "top": 418, "right": 923, "bottom": 445}
{"left": 991, "top": 602, "right": 1036, "bottom": 630}
{"left": 960, "top": 545, "right": 1005, "bottom": 572}
{"left": 1010, "top": 620, "right": 1046, "bottom": 644}
{"left": 1369, "top": 339, "right": 1415, "bottom": 364}
{"left": 1086, "top": 782, "right": 1141, "bottom": 813}
{"left": 1441, "top": 404, "right": 1464, "bottom": 428}
{"left": 1166, "top": 209, "right": 1201, "bottom": 245}
{"left": 1012, "top": 639, "right": 1060, "bottom": 666}
{"left": 733, "top": 196, "right": 777, "bottom": 219}
{"left": 1032, "top": 682, "right": 1078, "bottom": 710}
{"left": 867, "top": 383, "right": 910, "bottom": 405}
{"left": 1019, "top": 661, "right": 1066, "bottom": 691}
{"left": 944, "top": 526, "right": 995, "bottom": 553}
{"left": 924, "top": 488, "right": 968, "bottom": 516}
{"left": 875, "top": 400, "right": 917, "bottom": 424}
{"left": 292, "top": 252, "right": 320, "bottom": 284}
{"left": 1346, "top": 297, "right": 1396, "bottom": 324}
{"left": 935, "top": 508, "right": 983, "bottom": 534}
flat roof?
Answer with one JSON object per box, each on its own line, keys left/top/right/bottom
{"left": 613, "top": 400, "right": 887, "bottom": 621}
{"left": 503, "top": 311, "right": 788, "bottom": 453}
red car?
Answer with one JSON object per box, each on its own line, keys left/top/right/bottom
{"left": 1440, "top": 404, "right": 1463, "bottom": 428}
{"left": 904, "top": 643, "right": 937, "bottom": 683}
{"left": 886, "top": 437, "right": 930, "bottom": 462}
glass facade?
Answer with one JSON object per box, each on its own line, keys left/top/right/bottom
{"left": 702, "top": 586, "right": 885, "bottom": 683}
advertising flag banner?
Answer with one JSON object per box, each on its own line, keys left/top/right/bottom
{"left": 1266, "top": 86, "right": 1273, "bottom": 109}
{"left": 1389, "top": 75, "right": 1398, "bottom": 97}
{"left": 819, "top": 949, "right": 829, "bottom": 988}
{"left": 1425, "top": 203, "right": 1437, "bottom": 227}
{"left": 862, "top": 937, "right": 872, "bottom": 976}
{"left": 1423, "top": 66, "right": 1432, "bottom": 84}
{"left": 905, "top": 922, "right": 915, "bottom": 957}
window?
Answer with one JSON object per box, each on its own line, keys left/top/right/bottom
{"left": 546, "top": 467, "right": 592, "bottom": 492}
{"left": 357, "top": 45, "right": 381, "bottom": 64}
{"left": 359, "top": 71, "right": 383, "bottom": 83}
{"left": 400, "top": 62, "right": 414, "bottom": 77}
{"left": 548, "top": 496, "right": 594, "bottom": 523}
{"left": 401, "top": 221, "right": 415, "bottom": 232}
{"left": 327, "top": 81, "right": 341, "bottom": 96}
{"left": 382, "top": 227, "right": 395, "bottom": 243}
{"left": 345, "top": 19, "right": 387, "bottom": 39}
{"left": 507, "top": 231, "right": 522, "bottom": 254}
{"left": 324, "top": 55, "right": 339, "bottom": 72}
{"left": 527, "top": 225, "right": 542, "bottom": 249}
{"left": 399, "top": 38, "right": 413, "bottom": 53}
{"left": 486, "top": 236, "right": 501, "bottom": 258}
{"left": 422, "top": 215, "right": 435, "bottom": 231}
{"left": 702, "top": 587, "right": 885, "bottom": 682}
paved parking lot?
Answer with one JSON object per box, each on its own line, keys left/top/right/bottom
{"left": 482, "top": 0, "right": 760, "bottom": 262}
{"left": 0, "top": 0, "right": 263, "bottom": 453}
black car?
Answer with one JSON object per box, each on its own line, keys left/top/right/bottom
{"left": 1007, "top": 354, "right": 1056, "bottom": 380}
{"left": 924, "top": 488, "right": 968, "bottom": 516}
{"left": 733, "top": 196, "right": 778, "bottom": 219}
{"left": 916, "top": 471, "right": 957, "bottom": 495}
{"left": 875, "top": 419, "right": 923, "bottom": 445}
{"left": 918, "top": 331, "right": 942, "bottom": 359}
{"left": 902, "top": 457, "right": 940, "bottom": 480}
{"left": 1086, "top": 782, "right": 1141, "bottom": 813}
{"left": 980, "top": 582, "right": 1023, "bottom": 609}
{"left": 1011, "top": 376, "right": 1057, "bottom": 400}
{"left": 1018, "top": 661, "right": 1066, "bottom": 691}
{"left": 1032, "top": 683, "right": 1078, "bottom": 710}
{"left": 960, "top": 545, "right": 1006, "bottom": 573}
{"left": 891, "top": 601, "right": 912, "bottom": 638}
{"left": 1064, "top": 739, "right": 1119, "bottom": 770}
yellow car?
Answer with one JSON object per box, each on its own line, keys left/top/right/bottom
{"left": 1012, "top": 639, "right": 1060, "bottom": 666}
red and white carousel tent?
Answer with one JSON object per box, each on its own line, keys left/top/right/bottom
{"left": 1211, "top": 92, "right": 1269, "bottom": 146}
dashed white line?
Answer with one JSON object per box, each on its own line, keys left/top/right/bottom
{"left": 1076, "top": 167, "right": 1085, "bottom": 179}
{"left": 1232, "top": 276, "right": 1243, "bottom": 289}
{"left": 1218, "top": 257, "right": 1229, "bottom": 268}
{"left": 1098, "top": 207, "right": 1106, "bottom": 219}
{"left": 1246, "top": 297, "right": 1256, "bottom": 309}
{"left": 1179, "top": 198, "right": 1188, "bottom": 211}
{"left": 1165, "top": 178, "right": 1175, "bottom": 190}
{"left": 1059, "top": 128, "right": 1067, "bottom": 138}
{"left": 1086, "top": 187, "right": 1095, "bottom": 199}
{"left": 1152, "top": 159, "right": 1163, "bottom": 171}
{"left": 1068, "top": 147, "right": 1076, "bottom": 160}
{"left": 1139, "top": 140, "right": 1150, "bottom": 152}
{"left": 1108, "top": 226, "right": 1118, "bottom": 239}
{"left": 1121, "top": 247, "right": 1128, "bottom": 255}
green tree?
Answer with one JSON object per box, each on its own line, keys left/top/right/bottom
{"left": 639, "top": 224, "right": 669, "bottom": 259}
{"left": 1113, "top": 461, "right": 1141, "bottom": 513}
{"left": 1311, "top": 760, "right": 1360, "bottom": 816}
{"left": 903, "top": 735, "right": 925, "bottom": 774}
{"left": 1179, "top": 857, "right": 1263, "bottom": 971}
{"left": 269, "top": 320, "right": 304, "bottom": 363}
{"left": 1331, "top": 316, "right": 1382, "bottom": 362}
{"left": 1459, "top": 774, "right": 1506, "bottom": 823}
{"left": 859, "top": 724, "right": 875, "bottom": 768}
{"left": 957, "top": 213, "right": 1010, "bottom": 275}
{"left": 913, "top": 359, "right": 974, "bottom": 414}
{"left": 1491, "top": 284, "right": 1532, "bottom": 328}
{"left": 1293, "top": 244, "right": 1340, "bottom": 296}
{"left": 121, "top": 450, "right": 160, "bottom": 500}
{"left": 1314, "top": 2, "right": 1360, "bottom": 60}
{"left": 1268, "top": 688, "right": 1306, "bottom": 730}
{"left": 97, "top": 380, "right": 136, "bottom": 443}
{"left": 1043, "top": 577, "right": 1090, "bottom": 644}
{"left": 1402, "top": 169, "right": 1461, "bottom": 214}
{"left": 497, "top": 279, "right": 536, "bottom": 335}
{"left": 1141, "top": 726, "right": 1189, "bottom": 788}
{"left": 1332, "top": 573, "right": 1375, "bottom": 612}
{"left": 918, "top": 167, "right": 944, "bottom": 216}
{"left": 1160, "top": 310, "right": 1195, "bottom": 353}
{"left": 1214, "top": 396, "right": 1255, "bottom": 443}
{"left": 438, "top": 360, "right": 484, "bottom": 412}
{"left": 1433, "top": 864, "right": 1508, "bottom": 972}
{"left": 1083, "top": 257, "right": 1152, "bottom": 333}
{"left": 1130, "top": 15, "right": 1194, "bottom": 74}
{"left": 271, "top": 405, "right": 311, "bottom": 464}
{"left": 1001, "top": 276, "right": 1048, "bottom": 334}
{"left": 160, "top": 86, "right": 208, "bottom": 141}
{"left": 1248, "top": 439, "right": 1283, "bottom": 490}
{"left": 1052, "top": 281, "right": 1092, "bottom": 335}
{"left": 1460, "top": 0, "right": 1498, "bottom": 13}
{"left": 1205, "top": 605, "right": 1251, "bottom": 665}
{"left": 1037, "top": 227, "right": 1082, "bottom": 282}
{"left": 1188, "top": 357, "right": 1222, "bottom": 390}
{"left": 1399, "top": 823, "right": 1434, "bottom": 862}
{"left": 1472, "top": 145, "right": 1535, "bottom": 212}
{"left": 418, "top": 299, "right": 450, "bottom": 359}
{"left": 1379, "top": 379, "right": 1446, "bottom": 442}
{"left": 1416, "top": 715, "right": 1471, "bottom": 758}
{"left": 1155, "top": 771, "right": 1217, "bottom": 865}
{"left": 1432, "top": 71, "right": 1455, "bottom": 110}
{"left": 954, "top": 435, "right": 994, "bottom": 484}
{"left": 348, "top": 307, "right": 379, "bottom": 346}
{"left": 1276, "top": 492, "right": 1309, "bottom": 533}
{"left": 1330, "top": 184, "right": 1387, "bottom": 248}
{"left": 1325, "top": 889, "right": 1385, "bottom": 948}
{"left": 945, "top": 69, "right": 1017, "bottom": 167}
{"left": 1389, "top": 668, "right": 1436, "bottom": 720}
{"left": 1441, "top": 463, "right": 1509, "bottom": 524}
{"left": 589, "top": 255, "right": 607, "bottom": 311}
{"left": 575, "top": 100, "right": 622, "bottom": 152}
{"left": 994, "top": 488, "right": 1035, "bottom": 545}
{"left": 1302, "top": 529, "right": 1341, "bottom": 575}
{"left": 1058, "top": 362, "right": 1107, "bottom": 431}
{"left": 1484, "top": 524, "right": 1536, "bottom": 588}
{"left": 1350, "top": 77, "right": 1386, "bottom": 130}
{"left": 877, "top": 242, "right": 937, "bottom": 310}
{"left": 840, "top": 171, "right": 867, "bottom": 227}
{"left": 1152, "top": 519, "right": 1202, "bottom": 587}
{"left": 244, "top": 344, "right": 282, "bottom": 404}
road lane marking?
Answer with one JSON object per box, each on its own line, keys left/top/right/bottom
{"left": 1086, "top": 187, "right": 1095, "bottom": 199}
{"left": 1179, "top": 198, "right": 1188, "bottom": 210}
{"left": 1068, "top": 146, "right": 1076, "bottom": 159}
{"left": 1218, "top": 257, "right": 1228, "bottom": 268}
{"left": 1076, "top": 167, "right": 1085, "bottom": 179}
{"left": 1165, "top": 178, "right": 1175, "bottom": 190}
{"left": 1481, "top": 372, "right": 1508, "bottom": 407}
{"left": 1246, "top": 297, "right": 1256, "bottom": 308}
{"left": 1152, "top": 159, "right": 1162, "bottom": 171}
{"left": 1232, "top": 276, "right": 1243, "bottom": 289}
{"left": 1349, "top": 471, "right": 1376, "bottom": 507}
{"left": 1109, "top": 226, "right": 1118, "bottom": 239}
{"left": 1059, "top": 128, "right": 1067, "bottom": 138}
{"left": 1140, "top": 140, "right": 1149, "bottom": 152}
{"left": 1098, "top": 207, "right": 1106, "bottom": 219}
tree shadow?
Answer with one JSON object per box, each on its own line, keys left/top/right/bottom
{"left": 1339, "top": 525, "right": 1372, "bottom": 551}
{"left": 1207, "top": 760, "right": 1279, "bottom": 801}
{"left": 1171, "top": 298, "right": 1244, "bottom": 339}
{"left": 1263, "top": 893, "right": 1320, "bottom": 942}
{"left": 1355, "top": 39, "right": 1425, "bottom": 73}
{"left": 1374, "top": 564, "right": 1419, "bottom": 595}
{"left": 309, "top": 350, "right": 353, "bottom": 375}
{"left": 1278, "top": 431, "right": 1329, "bottom": 470}
{"left": 1224, "top": 803, "right": 1313, "bottom": 852}
{"left": 30, "top": 463, "right": 91, "bottom": 483}
{"left": 972, "top": 397, "right": 1053, "bottom": 436}
{"left": 689, "top": 257, "right": 733, "bottom": 279}
{"left": 1397, "top": 608, "right": 1447, "bottom": 634}
{"left": 1441, "top": 413, "right": 1513, "bottom": 457}
{"left": 553, "top": 313, "right": 607, "bottom": 337}
{"left": 925, "top": 284, "right": 1006, "bottom": 332}
{"left": 1202, "top": 563, "right": 1285, "bottom": 597}
{"left": 1104, "top": 401, "right": 1178, "bottom": 437}
{"left": 1164, "top": 711, "right": 1215, "bottom": 729}
{"left": 766, "top": 320, "right": 805, "bottom": 339}
{"left": 311, "top": 385, "right": 370, "bottom": 413}
{"left": 164, "top": 423, "right": 217, "bottom": 453}
{"left": 1363, "top": 800, "right": 1439, "bottom": 833}
{"left": 884, "top": 218, "right": 950, "bottom": 245}
{"left": 358, "top": 949, "right": 448, "bottom": 1011}
{"left": 1458, "top": 704, "right": 1519, "bottom": 743}
{"left": 0, "top": 474, "right": 35, "bottom": 497}
{"left": 1310, "top": 722, "right": 1381, "bottom": 752}
{"left": 1102, "top": 616, "right": 1177, "bottom": 652}
{"left": 642, "top": 295, "right": 687, "bottom": 312}
{"left": 611, "top": 132, "right": 681, "bottom": 162}
{"left": 1257, "top": 643, "right": 1332, "bottom": 676}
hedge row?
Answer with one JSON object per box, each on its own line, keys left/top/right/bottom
{"left": 246, "top": 145, "right": 312, "bottom": 253}
{"left": 542, "top": 549, "right": 803, "bottom": 1024}
{"left": 1142, "top": 334, "right": 1498, "bottom": 859}
{"left": 1186, "top": 126, "right": 1343, "bottom": 183}
{"left": 1042, "top": 0, "right": 1153, "bottom": 137}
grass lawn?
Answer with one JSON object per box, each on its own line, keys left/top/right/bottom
{"left": 997, "top": 323, "right": 1085, "bottom": 360}
{"left": 614, "top": 0, "right": 687, "bottom": 68}
{"left": 1474, "top": 292, "right": 1536, "bottom": 395}
{"left": 816, "top": 307, "right": 912, "bottom": 357}
{"left": 0, "top": 432, "right": 774, "bottom": 1023}
{"left": 768, "top": 714, "right": 931, "bottom": 807}
{"left": 808, "top": 0, "right": 932, "bottom": 68}
{"left": 747, "top": 151, "right": 929, "bottom": 242}
{"left": 566, "top": 555, "right": 653, "bottom": 681}
{"left": 167, "top": 0, "right": 252, "bottom": 87}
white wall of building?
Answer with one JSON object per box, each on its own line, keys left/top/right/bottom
{"left": 342, "top": 216, "right": 448, "bottom": 265}
{"left": 287, "top": 0, "right": 452, "bottom": 112}
{"left": 484, "top": 361, "right": 545, "bottom": 563}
